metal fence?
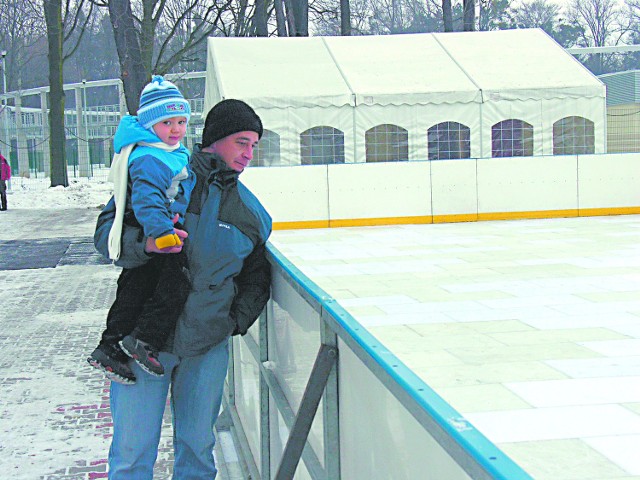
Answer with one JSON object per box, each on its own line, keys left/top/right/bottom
{"left": 0, "top": 74, "right": 206, "bottom": 191}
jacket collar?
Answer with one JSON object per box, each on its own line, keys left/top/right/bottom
{"left": 191, "top": 144, "right": 240, "bottom": 188}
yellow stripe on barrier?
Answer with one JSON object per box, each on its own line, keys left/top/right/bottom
{"left": 329, "top": 216, "right": 432, "bottom": 228}
{"left": 477, "top": 209, "right": 579, "bottom": 221}
{"left": 433, "top": 213, "right": 478, "bottom": 224}
{"left": 273, "top": 220, "right": 330, "bottom": 230}
{"left": 272, "top": 208, "right": 640, "bottom": 230}
{"left": 579, "top": 207, "right": 640, "bottom": 216}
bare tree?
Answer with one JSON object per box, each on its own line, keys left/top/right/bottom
{"left": 0, "top": 0, "right": 48, "bottom": 92}
{"left": 273, "top": 0, "right": 288, "bottom": 35}
{"left": 289, "top": 0, "right": 309, "bottom": 35}
{"left": 309, "top": 0, "right": 370, "bottom": 35}
{"left": 340, "top": 0, "right": 351, "bottom": 34}
{"left": 91, "top": 0, "right": 232, "bottom": 113}
{"left": 567, "top": 0, "right": 629, "bottom": 73}
{"left": 568, "top": 0, "right": 626, "bottom": 46}
{"left": 463, "top": 0, "right": 474, "bottom": 30}
{"left": 514, "top": 0, "right": 559, "bottom": 31}
{"left": 626, "top": 0, "right": 640, "bottom": 67}
{"left": 253, "top": 0, "right": 269, "bottom": 36}
{"left": 442, "top": 0, "right": 453, "bottom": 31}
{"left": 43, "top": 0, "right": 93, "bottom": 187}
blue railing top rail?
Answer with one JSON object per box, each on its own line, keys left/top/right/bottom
{"left": 267, "top": 242, "right": 533, "bottom": 480}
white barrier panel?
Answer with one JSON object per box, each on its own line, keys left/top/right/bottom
{"left": 240, "top": 153, "right": 640, "bottom": 229}
{"left": 327, "top": 162, "right": 432, "bottom": 222}
{"left": 477, "top": 155, "right": 578, "bottom": 216}
{"left": 224, "top": 247, "right": 534, "bottom": 479}
{"left": 431, "top": 159, "right": 478, "bottom": 219}
{"left": 267, "top": 270, "right": 324, "bottom": 478}
{"left": 242, "top": 165, "right": 331, "bottom": 227}
{"left": 233, "top": 332, "right": 262, "bottom": 464}
{"left": 578, "top": 152, "right": 640, "bottom": 210}
{"left": 338, "top": 343, "right": 474, "bottom": 480}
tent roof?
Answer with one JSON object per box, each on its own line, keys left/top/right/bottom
{"left": 434, "top": 29, "right": 605, "bottom": 101}
{"left": 322, "top": 34, "right": 481, "bottom": 105}
{"left": 205, "top": 29, "right": 605, "bottom": 111}
{"left": 206, "top": 36, "right": 353, "bottom": 109}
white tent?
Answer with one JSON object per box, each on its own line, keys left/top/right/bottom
{"left": 204, "top": 29, "right": 606, "bottom": 164}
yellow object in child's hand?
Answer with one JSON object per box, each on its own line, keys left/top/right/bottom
{"left": 155, "top": 233, "right": 182, "bottom": 249}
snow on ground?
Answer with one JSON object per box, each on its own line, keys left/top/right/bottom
{"left": 6, "top": 179, "right": 114, "bottom": 210}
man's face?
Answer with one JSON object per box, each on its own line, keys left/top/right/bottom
{"left": 152, "top": 116, "right": 188, "bottom": 146}
{"left": 210, "top": 131, "right": 259, "bottom": 172}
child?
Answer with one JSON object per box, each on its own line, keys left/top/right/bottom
{"left": 88, "top": 75, "right": 195, "bottom": 384}
{"left": 0, "top": 151, "right": 10, "bottom": 211}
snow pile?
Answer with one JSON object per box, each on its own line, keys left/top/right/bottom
{"left": 7, "top": 180, "right": 113, "bottom": 210}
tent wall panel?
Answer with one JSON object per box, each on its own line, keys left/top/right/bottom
{"left": 355, "top": 104, "right": 483, "bottom": 161}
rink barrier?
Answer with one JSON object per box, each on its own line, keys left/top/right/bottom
{"left": 239, "top": 152, "right": 640, "bottom": 231}
{"left": 219, "top": 244, "right": 534, "bottom": 480}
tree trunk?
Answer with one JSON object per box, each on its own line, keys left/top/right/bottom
{"left": 283, "top": 0, "right": 298, "bottom": 36}
{"left": 442, "top": 0, "right": 453, "bottom": 32}
{"left": 108, "top": 0, "right": 147, "bottom": 114}
{"left": 463, "top": 0, "right": 475, "bottom": 31}
{"left": 274, "top": 0, "right": 288, "bottom": 36}
{"left": 340, "top": 0, "right": 351, "bottom": 35}
{"left": 291, "top": 0, "right": 308, "bottom": 36}
{"left": 44, "top": 0, "right": 67, "bottom": 186}
{"left": 139, "top": 0, "right": 156, "bottom": 76}
{"left": 254, "top": 0, "right": 268, "bottom": 36}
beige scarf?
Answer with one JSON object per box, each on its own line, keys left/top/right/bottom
{"left": 107, "top": 141, "right": 180, "bottom": 260}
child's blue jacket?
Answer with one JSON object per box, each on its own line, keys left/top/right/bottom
{"left": 114, "top": 115, "right": 195, "bottom": 240}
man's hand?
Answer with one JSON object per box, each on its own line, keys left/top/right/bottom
{"left": 145, "top": 214, "right": 188, "bottom": 254}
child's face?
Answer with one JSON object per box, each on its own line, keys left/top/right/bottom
{"left": 152, "top": 116, "right": 188, "bottom": 146}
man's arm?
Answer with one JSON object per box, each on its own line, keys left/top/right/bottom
{"left": 93, "top": 196, "right": 151, "bottom": 269}
{"left": 230, "top": 243, "right": 272, "bottom": 336}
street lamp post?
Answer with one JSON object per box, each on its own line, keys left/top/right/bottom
{"left": 0, "top": 51, "right": 6, "bottom": 97}
{"left": 0, "top": 50, "right": 10, "bottom": 187}
{"left": 82, "top": 79, "right": 91, "bottom": 175}
{"left": 0, "top": 50, "right": 9, "bottom": 148}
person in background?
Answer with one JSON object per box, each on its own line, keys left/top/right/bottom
{"left": 93, "top": 98, "right": 272, "bottom": 479}
{"left": 88, "top": 75, "right": 195, "bottom": 384}
{"left": 0, "top": 151, "right": 11, "bottom": 211}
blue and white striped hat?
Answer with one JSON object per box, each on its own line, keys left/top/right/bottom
{"left": 137, "top": 75, "right": 191, "bottom": 129}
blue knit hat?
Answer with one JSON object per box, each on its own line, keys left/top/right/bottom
{"left": 137, "top": 75, "right": 191, "bottom": 129}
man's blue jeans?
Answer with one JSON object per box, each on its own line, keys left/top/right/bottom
{"left": 108, "top": 340, "right": 229, "bottom": 479}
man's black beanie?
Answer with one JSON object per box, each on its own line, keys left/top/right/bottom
{"left": 201, "top": 99, "right": 263, "bottom": 147}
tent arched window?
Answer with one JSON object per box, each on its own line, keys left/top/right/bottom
{"left": 553, "top": 116, "right": 595, "bottom": 155}
{"left": 254, "top": 129, "right": 281, "bottom": 167}
{"left": 491, "top": 119, "right": 534, "bottom": 158}
{"left": 365, "top": 124, "right": 409, "bottom": 163}
{"left": 300, "top": 126, "right": 345, "bottom": 165}
{"left": 428, "top": 122, "right": 471, "bottom": 160}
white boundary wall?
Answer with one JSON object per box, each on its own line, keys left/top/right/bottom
{"left": 241, "top": 153, "right": 640, "bottom": 228}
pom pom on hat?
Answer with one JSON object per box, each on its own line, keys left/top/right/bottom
{"left": 202, "top": 99, "right": 263, "bottom": 147}
{"left": 137, "top": 75, "right": 191, "bottom": 129}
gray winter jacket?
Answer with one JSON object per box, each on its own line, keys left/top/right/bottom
{"left": 95, "top": 145, "right": 272, "bottom": 357}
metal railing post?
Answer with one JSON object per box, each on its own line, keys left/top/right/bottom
{"left": 274, "top": 344, "right": 338, "bottom": 480}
